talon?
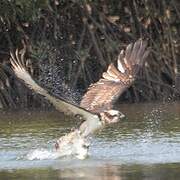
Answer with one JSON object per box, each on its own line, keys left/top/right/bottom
{"left": 83, "top": 144, "right": 89, "bottom": 149}
{"left": 55, "top": 142, "right": 59, "bottom": 150}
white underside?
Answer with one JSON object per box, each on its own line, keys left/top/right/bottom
{"left": 55, "top": 130, "right": 90, "bottom": 159}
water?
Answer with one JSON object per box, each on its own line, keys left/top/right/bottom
{"left": 0, "top": 102, "right": 180, "bottom": 179}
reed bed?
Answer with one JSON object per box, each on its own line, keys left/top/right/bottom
{"left": 0, "top": 0, "right": 179, "bottom": 109}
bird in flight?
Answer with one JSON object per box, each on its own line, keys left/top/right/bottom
{"left": 10, "top": 39, "right": 149, "bottom": 159}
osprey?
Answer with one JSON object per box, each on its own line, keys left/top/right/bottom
{"left": 10, "top": 39, "right": 149, "bottom": 159}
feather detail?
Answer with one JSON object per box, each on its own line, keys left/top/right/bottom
{"left": 80, "top": 39, "right": 149, "bottom": 112}
{"left": 10, "top": 49, "right": 98, "bottom": 121}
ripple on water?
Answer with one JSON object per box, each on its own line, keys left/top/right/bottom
{"left": 0, "top": 102, "right": 180, "bottom": 170}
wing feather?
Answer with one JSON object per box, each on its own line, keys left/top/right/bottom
{"left": 80, "top": 79, "right": 127, "bottom": 113}
{"left": 80, "top": 39, "right": 149, "bottom": 113}
{"left": 10, "top": 49, "right": 97, "bottom": 121}
{"left": 10, "top": 39, "right": 149, "bottom": 119}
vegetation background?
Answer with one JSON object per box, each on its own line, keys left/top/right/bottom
{"left": 0, "top": 0, "right": 179, "bottom": 109}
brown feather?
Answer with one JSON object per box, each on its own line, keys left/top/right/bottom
{"left": 107, "top": 64, "right": 125, "bottom": 80}
{"left": 80, "top": 39, "right": 149, "bottom": 113}
{"left": 80, "top": 79, "right": 127, "bottom": 113}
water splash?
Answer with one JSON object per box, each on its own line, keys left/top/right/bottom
{"left": 26, "top": 145, "right": 88, "bottom": 160}
{"left": 26, "top": 149, "right": 60, "bottom": 160}
{"left": 55, "top": 130, "right": 90, "bottom": 160}
{"left": 26, "top": 132, "right": 90, "bottom": 160}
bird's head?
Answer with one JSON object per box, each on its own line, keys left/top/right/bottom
{"left": 100, "top": 110, "right": 125, "bottom": 124}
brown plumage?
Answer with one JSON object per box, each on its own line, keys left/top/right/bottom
{"left": 10, "top": 39, "right": 149, "bottom": 158}
{"left": 10, "top": 39, "right": 149, "bottom": 138}
{"left": 80, "top": 39, "right": 149, "bottom": 113}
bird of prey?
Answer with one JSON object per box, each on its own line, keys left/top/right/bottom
{"left": 10, "top": 39, "right": 149, "bottom": 159}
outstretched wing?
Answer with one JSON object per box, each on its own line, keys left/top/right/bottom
{"left": 80, "top": 39, "right": 149, "bottom": 113}
{"left": 10, "top": 49, "right": 98, "bottom": 122}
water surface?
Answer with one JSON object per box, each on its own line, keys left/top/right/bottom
{"left": 0, "top": 102, "right": 180, "bottom": 179}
